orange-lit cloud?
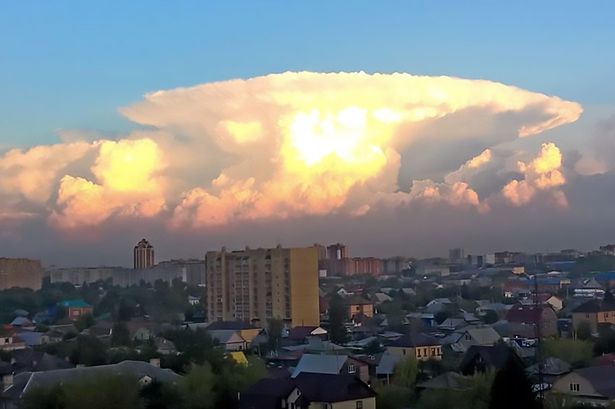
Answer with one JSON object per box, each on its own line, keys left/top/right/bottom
{"left": 501, "top": 142, "right": 568, "bottom": 207}
{"left": 0, "top": 72, "right": 583, "bottom": 229}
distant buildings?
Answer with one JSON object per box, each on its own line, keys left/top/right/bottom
{"left": 48, "top": 258, "right": 204, "bottom": 287}
{"left": 316, "top": 243, "right": 383, "bottom": 276}
{"left": 0, "top": 258, "right": 43, "bottom": 290}
{"left": 134, "top": 238, "right": 155, "bottom": 270}
{"left": 205, "top": 246, "right": 320, "bottom": 327}
{"left": 449, "top": 248, "right": 465, "bottom": 264}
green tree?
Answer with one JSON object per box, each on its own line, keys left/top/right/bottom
{"left": 267, "top": 318, "right": 284, "bottom": 351}
{"left": 74, "top": 314, "right": 95, "bottom": 332}
{"left": 177, "top": 364, "right": 215, "bottom": 409}
{"left": 576, "top": 320, "right": 593, "bottom": 341}
{"left": 482, "top": 310, "right": 499, "bottom": 325}
{"left": 63, "top": 375, "right": 143, "bottom": 409}
{"left": 376, "top": 385, "right": 412, "bottom": 409}
{"left": 111, "top": 322, "right": 132, "bottom": 347}
{"left": 21, "top": 384, "right": 66, "bottom": 409}
{"left": 489, "top": 356, "right": 536, "bottom": 409}
{"left": 392, "top": 356, "right": 419, "bottom": 388}
{"left": 69, "top": 335, "right": 106, "bottom": 366}
{"left": 543, "top": 338, "right": 593, "bottom": 368}
{"left": 328, "top": 294, "right": 348, "bottom": 344}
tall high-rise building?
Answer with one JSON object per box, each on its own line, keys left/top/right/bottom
{"left": 134, "top": 239, "right": 155, "bottom": 270}
{"left": 205, "top": 246, "right": 319, "bottom": 327}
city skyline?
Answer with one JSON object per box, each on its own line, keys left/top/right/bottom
{"left": 2, "top": 2, "right": 615, "bottom": 265}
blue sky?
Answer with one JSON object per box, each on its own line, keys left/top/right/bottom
{"left": 1, "top": 1, "right": 614, "bottom": 148}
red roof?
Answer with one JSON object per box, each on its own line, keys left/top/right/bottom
{"left": 506, "top": 304, "right": 552, "bottom": 325}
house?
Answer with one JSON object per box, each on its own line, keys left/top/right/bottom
{"left": 58, "top": 300, "right": 93, "bottom": 321}
{"left": 448, "top": 326, "right": 501, "bottom": 353}
{"left": 459, "top": 344, "right": 523, "bottom": 375}
{"left": 572, "top": 299, "right": 615, "bottom": 335}
{"left": 0, "top": 328, "right": 25, "bottom": 352}
{"left": 9, "top": 317, "right": 33, "bottom": 330}
{"left": 526, "top": 357, "right": 570, "bottom": 384}
{"left": 506, "top": 304, "right": 558, "bottom": 338}
{"left": 573, "top": 278, "right": 605, "bottom": 298}
{"left": 8, "top": 349, "right": 73, "bottom": 374}
{"left": 291, "top": 353, "right": 370, "bottom": 384}
{"left": 153, "top": 337, "right": 177, "bottom": 355}
{"left": 375, "top": 352, "right": 402, "bottom": 384}
{"left": 386, "top": 333, "right": 442, "bottom": 362}
{"left": 206, "top": 321, "right": 263, "bottom": 345}
{"left": 1, "top": 360, "right": 180, "bottom": 409}
{"left": 124, "top": 320, "right": 159, "bottom": 341}
{"left": 372, "top": 292, "right": 393, "bottom": 305}
{"left": 208, "top": 329, "right": 248, "bottom": 351}
{"left": 552, "top": 366, "right": 615, "bottom": 406}
{"left": 424, "top": 298, "right": 453, "bottom": 314}
{"left": 287, "top": 326, "right": 327, "bottom": 343}
{"left": 344, "top": 296, "right": 374, "bottom": 320}
{"left": 239, "top": 373, "right": 376, "bottom": 409}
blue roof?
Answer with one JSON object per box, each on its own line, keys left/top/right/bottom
{"left": 596, "top": 272, "right": 615, "bottom": 281}
{"left": 58, "top": 299, "right": 91, "bottom": 308}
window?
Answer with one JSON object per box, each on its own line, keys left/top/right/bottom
{"left": 348, "top": 364, "right": 356, "bottom": 374}
{"left": 569, "top": 383, "right": 580, "bottom": 392}
{"left": 356, "top": 401, "right": 363, "bottom": 409}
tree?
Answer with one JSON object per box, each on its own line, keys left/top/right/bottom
{"left": 328, "top": 294, "right": 349, "bottom": 344}
{"left": 111, "top": 322, "right": 132, "bottom": 347}
{"left": 21, "top": 384, "right": 66, "bottom": 409}
{"left": 69, "top": 335, "right": 106, "bottom": 366}
{"left": 140, "top": 380, "right": 181, "bottom": 409}
{"left": 482, "top": 310, "right": 499, "bottom": 325}
{"left": 266, "top": 318, "right": 284, "bottom": 351}
{"left": 62, "top": 375, "right": 143, "bottom": 409}
{"left": 416, "top": 371, "right": 494, "bottom": 409}
{"left": 376, "top": 385, "right": 412, "bottom": 409}
{"left": 489, "top": 356, "right": 536, "bottom": 409}
{"left": 576, "top": 320, "right": 592, "bottom": 341}
{"left": 605, "top": 290, "right": 615, "bottom": 304}
{"left": 177, "top": 364, "right": 215, "bottom": 409}
{"left": 74, "top": 314, "right": 95, "bottom": 332}
{"left": 543, "top": 338, "right": 593, "bottom": 368}
{"left": 392, "top": 356, "right": 419, "bottom": 388}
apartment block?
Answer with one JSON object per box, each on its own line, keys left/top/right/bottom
{"left": 205, "top": 246, "right": 319, "bottom": 327}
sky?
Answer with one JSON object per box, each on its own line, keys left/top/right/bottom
{"left": 1, "top": 1, "right": 615, "bottom": 266}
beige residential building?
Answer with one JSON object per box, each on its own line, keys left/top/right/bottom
{"left": 0, "top": 258, "right": 43, "bottom": 290}
{"left": 206, "top": 246, "right": 319, "bottom": 327}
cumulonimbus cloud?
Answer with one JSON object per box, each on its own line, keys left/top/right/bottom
{"left": 0, "top": 72, "right": 582, "bottom": 230}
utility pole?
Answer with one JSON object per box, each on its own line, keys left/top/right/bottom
{"left": 533, "top": 273, "right": 544, "bottom": 405}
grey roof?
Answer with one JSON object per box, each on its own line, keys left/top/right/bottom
{"left": 208, "top": 329, "right": 246, "bottom": 344}
{"left": 527, "top": 357, "right": 570, "bottom": 376}
{"left": 4, "top": 360, "right": 180, "bottom": 400}
{"left": 462, "top": 326, "right": 501, "bottom": 345}
{"left": 375, "top": 352, "right": 401, "bottom": 375}
{"left": 574, "top": 366, "right": 615, "bottom": 398}
{"left": 10, "top": 317, "right": 33, "bottom": 327}
{"left": 291, "top": 354, "right": 348, "bottom": 378}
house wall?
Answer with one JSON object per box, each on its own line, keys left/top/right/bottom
{"left": 572, "top": 313, "right": 599, "bottom": 334}
{"left": 387, "top": 345, "right": 442, "bottom": 362}
{"left": 552, "top": 372, "right": 606, "bottom": 403}
{"left": 347, "top": 304, "right": 374, "bottom": 319}
{"left": 307, "top": 398, "right": 376, "bottom": 409}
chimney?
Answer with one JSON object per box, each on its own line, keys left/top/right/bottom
{"left": 149, "top": 358, "right": 160, "bottom": 368}
{"left": 2, "top": 374, "right": 13, "bottom": 389}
